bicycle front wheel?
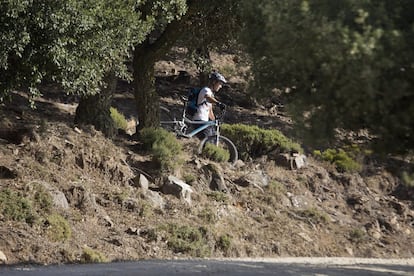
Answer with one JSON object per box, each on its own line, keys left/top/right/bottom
{"left": 160, "top": 106, "right": 175, "bottom": 131}
{"left": 198, "top": 135, "right": 238, "bottom": 164}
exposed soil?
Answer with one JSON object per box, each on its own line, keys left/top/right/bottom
{"left": 0, "top": 52, "right": 413, "bottom": 265}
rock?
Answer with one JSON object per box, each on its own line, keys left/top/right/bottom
{"left": 271, "top": 152, "right": 308, "bottom": 170}
{"left": 292, "top": 153, "right": 307, "bottom": 169}
{"left": 126, "top": 227, "right": 139, "bottom": 235}
{"left": 0, "top": 250, "right": 7, "bottom": 263}
{"left": 102, "top": 215, "right": 114, "bottom": 227}
{"left": 145, "top": 190, "right": 165, "bottom": 210}
{"left": 30, "top": 181, "right": 69, "bottom": 210}
{"left": 233, "top": 159, "right": 245, "bottom": 169}
{"left": 0, "top": 166, "right": 18, "bottom": 179}
{"left": 65, "top": 185, "right": 98, "bottom": 212}
{"left": 161, "top": 175, "right": 193, "bottom": 205}
{"left": 132, "top": 174, "right": 149, "bottom": 194}
{"left": 245, "top": 170, "right": 269, "bottom": 188}
{"left": 202, "top": 164, "right": 227, "bottom": 192}
{"left": 272, "top": 153, "right": 291, "bottom": 168}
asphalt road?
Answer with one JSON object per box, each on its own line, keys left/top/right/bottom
{"left": 1, "top": 258, "right": 414, "bottom": 276}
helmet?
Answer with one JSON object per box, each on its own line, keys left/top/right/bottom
{"left": 209, "top": 72, "right": 227, "bottom": 84}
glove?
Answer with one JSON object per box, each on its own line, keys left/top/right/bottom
{"left": 218, "top": 102, "right": 226, "bottom": 110}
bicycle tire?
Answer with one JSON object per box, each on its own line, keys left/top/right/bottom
{"left": 198, "top": 135, "right": 238, "bottom": 164}
{"left": 159, "top": 106, "right": 175, "bottom": 131}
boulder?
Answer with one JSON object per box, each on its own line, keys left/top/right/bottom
{"left": 161, "top": 175, "right": 193, "bottom": 205}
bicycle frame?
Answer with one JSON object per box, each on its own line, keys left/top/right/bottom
{"left": 160, "top": 95, "right": 226, "bottom": 145}
{"left": 160, "top": 100, "right": 238, "bottom": 163}
{"left": 181, "top": 117, "right": 220, "bottom": 140}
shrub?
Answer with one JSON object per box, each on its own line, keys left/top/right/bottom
{"left": 349, "top": 228, "right": 366, "bottom": 243}
{"left": 33, "top": 185, "right": 53, "bottom": 212}
{"left": 140, "top": 127, "right": 183, "bottom": 171}
{"left": 313, "top": 148, "right": 362, "bottom": 172}
{"left": 0, "top": 188, "right": 35, "bottom": 223}
{"left": 164, "top": 224, "right": 210, "bottom": 257}
{"left": 110, "top": 107, "right": 128, "bottom": 131}
{"left": 221, "top": 124, "right": 302, "bottom": 160}
{"left": 183, "top": 174, "right": 196, "bottom": 184}
{"left": 202, "top": 142, "right": 230, "bottom": 162}
{"left": 216, "top": 234, "right": 232, "bottom": 252}
{"left": 206, "top": 191, "right": 228, "bottom": 202}
{"left": 81, "top": 247, "right": 108, "bottom": 263}
{"left": 296, "top": 207, "right": 329, "bottom": 224}
{"left": 46, "top": 214, "right": 72, "bottom": 242}
{"left": 198, "top": 208, "right": 217, "bottom": 224}
{"left": 402, "top": 171, "right": 414, "bottom": 188}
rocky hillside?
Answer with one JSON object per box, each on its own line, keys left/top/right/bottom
{"left": 1, "top": 54, "right": 414, "bottom": 265}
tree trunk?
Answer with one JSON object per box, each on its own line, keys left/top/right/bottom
{"left": 133, "top": 43, "right": 159, "bottom": 131}
{"left": 74, "top": 72, "right": 117, "bottom": 137}
{"left": 132, "top": 2, "right": 199, "bottom": 133}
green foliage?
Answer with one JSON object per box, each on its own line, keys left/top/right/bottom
{"left": 198, "top": 208, "right": 217, "bottom": 224}
{"left": 313, "top": 148, "right": 362, "bottom": 172}
{"left": 139, "top": 127, "right": 183, "bottom": 171}
{"left": 181, "top": 0, "right": 242, "bottom": 75}
{"left": 206, "top": 191, "right": 228, "bottom": 203}
{"left": 164, "top": 224, "right": 210, "bottom": 257}
{"left": 401, "top": 171, "right": 414, "bottom": 188}
{"left": 183, "top": 174, "right": 196, "bottom": 184}
{"left": 349, "top": 228, "right": 366, "bottom": 243}
{"left": 31, "top": 184, "right": 53, "bottom": 213}
{"left": 268, "top": 181, "right": 286, "bottom": 193}
{"left": 0, "top": 0, "right": 154, "bottom": 102}
{"left": 0, "top": 188, "right": 35, "bottom": 223}
{"left": 239, "top": 0, "right": 414, "bottom": 154}
{"left": 81, "top": 247, "right": 107, "bottom": 263}
{"left": 221, "top": 124, "right": 302, "bottom": 160}
{"left": 46, "top": 214, "right": 72, "bottom": 242}
{"left": 296, "top": 207, "right": 329, "bottom": 224}
{"left": 110, "top": 107, "right": 128, "bottom": 131}
{"left": 216, "top": 234, "right": 232, "bottom": 252}
{"left": 202, "top": 143, "right": 230, "bottom": 163}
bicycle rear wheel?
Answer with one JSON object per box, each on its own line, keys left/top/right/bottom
{"left": 198, "top": 135, "right": 238, "bottom": 164}
{"left": 160, "top": 106, "right": 175, "bottom": 131}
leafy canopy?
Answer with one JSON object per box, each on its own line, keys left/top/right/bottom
{"left": 0, "top": 0, "right": 153, "bottom": 102}
{"left": 239, "top": 0, "right": 414, "bottom": 154}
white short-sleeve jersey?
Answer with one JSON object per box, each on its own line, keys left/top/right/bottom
{"left": 192, "top": 87, "right": 213, "bottom": 121}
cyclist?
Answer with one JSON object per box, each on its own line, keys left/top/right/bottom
{"left": 192, "top": 72, "right": 227, "bottom": 138}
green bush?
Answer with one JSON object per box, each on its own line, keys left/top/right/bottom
{"left": 0, "top": 188, "right": 35, "bottom": 223}
{"left": 140, "top": 127, "right": 183, "bottom": 171}
{"left": 202, "top": 143, "right": 230, "bottom": 162}
{"left": 296, "top": 207, "right": 329, "bottom": 224}
{"left": 164, "top": 224, "right": 210, "bottom": 257}
{"left": 221, "top": 124, "right": 302, "bottom": 160}
{"left": 402, "top": 171, "right": 414, "bottom": 188}
{"left": 349, "top": 228, "right": 366, "bottom": 243}
{"left": 216, "top": 234, "right": 232, "bottom": 252}
{"left": 81, "top": 247, "right": 107, "bottom": 263}
{"left": 110, "top": 107, "right": 128, "bottom": 131}
{"left": 46, "top": 214, "right": 72, "bottom": 242}
{"left": 313, "top": 148, "right": 362, "bottom": 172}
{"left": 33, "top": 185, "right": 53, "bottom": 212}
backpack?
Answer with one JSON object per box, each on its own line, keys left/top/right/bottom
{"left": 186, "top": 87, "right": 204, "bottom": 117}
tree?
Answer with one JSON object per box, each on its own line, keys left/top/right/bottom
{"left": 180, "top": 0, "right": 242, "bottom": 84}
{"left": 239, "top": 0, "right": 414, "bottom": 154}
{"left": 132, "top": 0, "right": 192, "bottom": 131}
{"left": 1, "top": 0, "right": 153, "bottom": 135}
{"left": 133, "top": 0, "right": 243, "bottom": 130}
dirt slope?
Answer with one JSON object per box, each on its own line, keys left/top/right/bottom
{"left": 0, "top": 56, "right": 413, "bottom": 265}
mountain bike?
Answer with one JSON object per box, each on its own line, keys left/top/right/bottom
{"left": 160, "top": 97, "right": 238, "bottom": 164}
